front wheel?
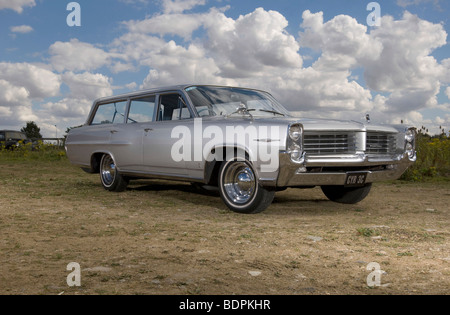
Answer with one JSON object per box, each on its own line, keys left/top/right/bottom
{"left": 218, "top": 159, "right": 275, "bottom": 214}
{"left": 100, "top": 154, "right": 129, "bottom": 192}
{"left": 321, "top": 184, "right": 372, "bottom": 204}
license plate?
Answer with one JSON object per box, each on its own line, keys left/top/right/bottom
{"left": 345, "top": 172, "right": 368, "bottom": 187}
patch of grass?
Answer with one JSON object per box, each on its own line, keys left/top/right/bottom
{"left": 397, "top": 252, "right": 414, "bottom": 257}
{"left": 401, "top": 132, "right": 450, "bottom": 181}
{"left": 53, "top": 253, "right": 63, "bottom": 260}
{"left": 0, "top": 141, "right": 66, "bottom": 162}
{"left": 357, "top": 228, "right": 376, "bottom": 237}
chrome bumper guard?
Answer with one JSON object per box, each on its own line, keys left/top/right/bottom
{"left": 277, "top": 151, "right": 416, "bottom": 187}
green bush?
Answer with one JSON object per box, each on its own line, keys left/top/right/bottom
{"left": 0, "top": 140, "right": 66, "bottom": 161}
{"left": 401, "top": 132, "right": 450, "bottom": 181}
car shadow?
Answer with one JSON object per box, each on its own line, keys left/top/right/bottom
{"left": 126, "top": 180, "right": 337, "bottom": 213}
{"left": 128, "top": 180, "right": 220, "bottom": 197}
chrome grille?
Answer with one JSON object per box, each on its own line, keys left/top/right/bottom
{"left": 366, "top": 132, "right": 397, "bottom": 155}
{"left": 304, "top": 132, "right": 357, "bottom": 155}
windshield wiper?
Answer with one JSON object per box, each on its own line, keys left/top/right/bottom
{"left": 227, "top": 104, "right": 254, "bottom": 120}
{"left": 247, "top": 109, "right": 285, "bottom": 116}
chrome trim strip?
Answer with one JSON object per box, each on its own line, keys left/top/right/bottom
{"left": 120, "top": 170, "right": 204, "bottom": 183}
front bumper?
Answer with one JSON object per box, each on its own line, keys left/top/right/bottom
{"left": 277, "top": 151, "right": 416, "bottom": 187}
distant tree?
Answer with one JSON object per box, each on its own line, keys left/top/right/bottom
{"left": 21, "top": 121, "right": 42, "bottom": 139}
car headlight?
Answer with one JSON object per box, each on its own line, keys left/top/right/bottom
{"left": 405, "top": 128, "right": 416, "bottom": 161}
{"left": 289, "top": 143, "right": 302, "bottom": 160}
{"left": 405, "top": 129, "right": 415, "bottom": 143}
{"left": 288, "top": 124, "right": 304, "bottom": 162}
{"left": 289, "top": 124, "right": 303, "bottom": 142}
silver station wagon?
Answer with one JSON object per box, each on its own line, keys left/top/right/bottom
{"left": 66, "top": 85, "right": 417, "bottom": 214}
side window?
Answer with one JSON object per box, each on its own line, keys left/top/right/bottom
{"left": 0, "top": 133, "right": 4, "bottom": 141}
{"left": 128, "top": 96, "right": 156, "bottom": 123}
{"left": 91, "top": 101, "right": 127, "bottom": 125}
{"left": 158, "top": 94, "right": 192, "bottom": 121}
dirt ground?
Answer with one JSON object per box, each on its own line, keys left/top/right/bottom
{"left": 0, "top": 159, "right": 449, "bottom": 295}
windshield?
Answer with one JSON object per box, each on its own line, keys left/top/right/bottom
{"left": 185, "top": 86, "right": 291, "bottom": 118}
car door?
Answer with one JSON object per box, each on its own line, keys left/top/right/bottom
{"left": 76, "top": 100, "right": 128, "bottom": 164}
{"left": 142, "top": 92, "right": 194, "bottom": 177}
{"left": 114, "top": 95, "right": 158, "bottom": 173}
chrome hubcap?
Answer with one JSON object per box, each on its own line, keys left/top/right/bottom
{"left": 223, "top": 162, "right": 256, "bottom": 205}
{"left": 101, "top": 155, "right": 116, "bottom": 186}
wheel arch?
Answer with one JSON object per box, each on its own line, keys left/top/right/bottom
{"left": 90, "top": 151, "right": 116, "bottom": 174}
{"left": 203, "top": 145, "right": 253, "bottom": 186}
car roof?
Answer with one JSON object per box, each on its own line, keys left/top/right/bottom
{"left": 94, "top": 84, "right": 193, "bottom": 104}
{"left": 93, "top": 84, "right": 268, "bottom": 104}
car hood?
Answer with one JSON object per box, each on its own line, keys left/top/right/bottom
{"left": 192, "top": 116, "right": 402, "bottom": 134}
{"left": 246, "top": 116, "right": 400, "bottom": 133}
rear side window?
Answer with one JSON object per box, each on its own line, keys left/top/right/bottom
{"left": 0, "top": 133, "right": 5, "bottom": 141}
{"left": 91, "top": 101, "right": 127, "bottom": 125}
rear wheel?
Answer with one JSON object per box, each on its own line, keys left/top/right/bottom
{"left": 218, "top": 158, "right": 275, "bottom": 214}
{"left": 321, "top": 184, "right": 372, "bottom": 204}
{"left": 100, "top": 154, "right": 128, "bottom": 192}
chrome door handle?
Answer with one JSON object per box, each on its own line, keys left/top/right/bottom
{"left": 144, "top": 128, "right": 153, "bottom": 132}
{"left": 110, "top": 130, "right": 118, "bottom": 134}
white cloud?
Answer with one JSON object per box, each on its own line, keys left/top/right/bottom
{"left": 141, "top": 41, "right": 226, "bottom": 88}
{"left": 397, "top": 0, "right": 441, "bottom": 8}
{"left": 294, "top": 10, "right": 449, "bottom": 118}
{"left": 124, "top": 12, "right": 204, "bottom": 40}
{"left": 0, "top": 105, "right": 37, "bottom": 127}
{"left": 10, "top": 25, "right": 34, "bottom": 34}
{"left": 49, "top": 39, "right": 111, "bottom": 72}
{"left": 161, "top": 0, "right": 206, "bottom": 14}
{"left": 435, "top": 116, "right": 445, "bottom": 125}
{"left": 125, "top": 82, "right": 137, "bottom": 90}
{"left": 110, "top": 33, "right": 166, "bottom": 64}
{"left": 0, "top": 0, "right": 35, "bottom": 13}
{"left": 62, "top": 72, "right": 113, "bottom": 101}
{"left": 299, "top": 10, "right": 382, "bottom": 70}
{"left": 364, "top": 13, "right": 446, "bottom": 91}
{"left": 362, "top": 12, "right": 447, "bottom": 113}
{"left": 0, "top": 79, "right": 30, "bottom": 106}
{"left": 203, "top": 7, "right": 302, "bottom": 78}
{"left": 40, "top": 98, "right": 93, "bottom": 120}
{"left": 0, "top": 62, "right": 61, "bottom": 99}
{"left": 0, "top": 62, "right": 61, "bottom": 129}
{"left": 118, "top": 0, "right": 149, "bottom": 4}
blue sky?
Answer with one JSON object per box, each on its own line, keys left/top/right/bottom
{"left": 0, "top": 0, "right": 449, "bottom": 136}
